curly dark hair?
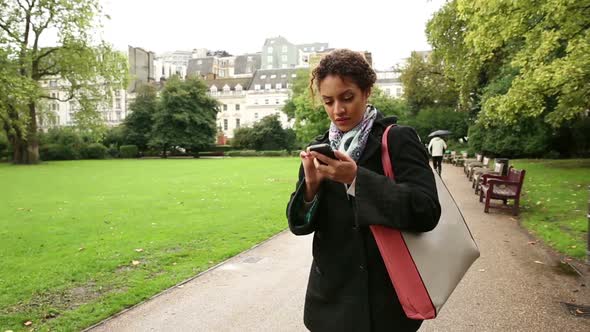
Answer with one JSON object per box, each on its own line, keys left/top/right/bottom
{"left": 310, "top": 49, "right": 376, "bottom": 96}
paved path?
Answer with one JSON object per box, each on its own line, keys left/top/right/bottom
{"left": 88, "top": 165, "right": 589, "bottom": 332}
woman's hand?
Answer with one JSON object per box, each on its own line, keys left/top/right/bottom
{"left": 310, "top": 150, "right": 358, "bottom": 185}
{"left": 300, "top": 150, "right": 326, "bottom": 201}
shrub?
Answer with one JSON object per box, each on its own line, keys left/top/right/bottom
{"left": 259, "top": 150, "right": 289, "bottom": 157}
{"left": 226, "top": 150, "right": 258, "bottom": 157}
{"left": 81, "top": 143, "right": 108, "bottom": 159}
{"left": 107, "top": 145, "right": 119, "bottom": 158}
{"left": 40, "top": 144, "right": 80, "bottom": 160}
{"left": 119, "top": 145, "right": 139, "bottom": 158}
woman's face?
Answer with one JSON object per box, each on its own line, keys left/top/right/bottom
{"left": 319, "top": 75, "right": 371, "bottom": 132}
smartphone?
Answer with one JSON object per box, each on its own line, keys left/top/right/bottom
{"left": 308, "top": 143, "right": 337, "bottom": 164}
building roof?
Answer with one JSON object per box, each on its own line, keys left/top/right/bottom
{"left": 250, "top": 68, "right": 298, "bottom": 87}
{"left": 264, "top": 36, "right": 293, "bottom": 47}
{"left": 186, "top": 57, "right": 215, "bottom": 76}
{"left": 204, "top": 77, "right": 253, "bottom": 90}
{"left": 376, "top": 78, "right": 401, "bottom": 84}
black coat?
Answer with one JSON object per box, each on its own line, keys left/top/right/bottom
{"left": 286, "top": 114, "right": 441, "bottom": 332}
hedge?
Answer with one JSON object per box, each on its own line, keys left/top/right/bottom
{"left": 80, "top": 143, "right": 108, "bottom": 159}
{"left": 119, "top": 145, "right": 139, "bottom": 158}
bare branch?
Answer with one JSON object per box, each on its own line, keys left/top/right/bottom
{"left": 41, "top": 93, "right": 76, "bottom": 103}
{"left": 0, "top": 20, "right": 24, "bottom": 43}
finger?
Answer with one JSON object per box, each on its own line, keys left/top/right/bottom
{"left": 334, "top": 150, "right": 353, "bottom": 162}
{"left": 313, "top": 157, "right": 321, "bottom": 169}
{"left": 311, "top": 151, "right": 338, "bottom": 166}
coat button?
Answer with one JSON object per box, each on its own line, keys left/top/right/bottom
{"left": 359, "top": 265, "right": 365, "bottom": 271}
{"left": 315, "top": 265, "right": 322, "bottom": 275}
{"left": 352, "top": 225, "right": 359, "bottom": 231}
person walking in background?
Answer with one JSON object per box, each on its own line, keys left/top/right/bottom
{"left": 428, "top": 136, "right": 447, "bottom": 175}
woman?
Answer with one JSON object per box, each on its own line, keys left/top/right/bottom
{"left": 286, "top": 49, "right": 441, "bottom": 332}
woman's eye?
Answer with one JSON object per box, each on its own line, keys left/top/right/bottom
{"left": 343, "top": 96, "right": 353, "bottom": 102}
{"left": 324, "top": 100, "right": 333, "bottom": 105}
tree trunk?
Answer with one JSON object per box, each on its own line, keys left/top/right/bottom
{"left": 24, "top": 103, "right": 40, "bottom": 164}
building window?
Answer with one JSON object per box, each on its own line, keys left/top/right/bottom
{"left": 51, "top": 92, "right": 56, "bottom": 99}
{"left": 271, "top": 74, "right": 276, "bottom": 78}
{"left": 247, "top": 56, "right": 253, "bottom": 61}
{"left": 116, "top": 99, "right": 121, "bottom": 109}
{"left": 255, "top": 113, "right": 258, "bottom": 119}
{"left": 267, "top": 55, "right": 273, "bottom": 63}
{"left": 52, "top": 103, "right": 58, "bottom": 111}
{"left": 260, "top": 75, "right": 266, "bottom": 79}
{"left": 236, "top": 84, "right": 242, "bottom": 91}
{"left": 396, "top": 88, "right": 402, "bottom": 96}
{"left": 267, "top": 65, "right": 273, "bottom": 69}
{"left": 115, "top": 90, "right": 120, "bottom": 97}
{"left": 265, "top": 83, "right": 271, "bottom": 90}
{"left": 275, "top": 99, "right": 279, "bottom": 104}
{"left": 282, "top": 45, "right": 288, "bottom": 52}
{"left": 265, "top": 99, "right": 269, "bottom": 104}
{"left": 281, "top": 55, "right": 287, "bottom": 62}
{"left": 116, "top": 111, "right": 121, "bottom": 121}
{"left": 210, "top": 85, "right": 217, "bottom": 92}
{"left": 197, "top": 60, "right": 202, "bottom": 65}
{"left": 254, "top": 84, "right": 261, "bottom": 91}
{"left": 291, "top": 74, "right": 297, "bottom": 78}
{"left": 276, "top": 83, "right": 282, "bottom": 90}
{"left": 223, "top": 119, "right": 228, "bottom": 130}
{"left": 49, "top": 80, "right": 57, "bottom": 87}
{"left": 236, "top": 118, "right": 240, "bottom": 128}
{"left": 267, "top": 46, "right": 273, "bottom": 53}
{"left": 254, "top": 99, "right": 258, "bottom": 105}
{"left": 223, "top": 84, "right": 230, "bottom": 92}
{"left": 281, "top": 74, "right": 287, "bottom": 78}
{"left": 223, "top": 104, "right": 228, "bottom": 111}
{"left": 235, "top": 104, "right": 240, "bottom": 111}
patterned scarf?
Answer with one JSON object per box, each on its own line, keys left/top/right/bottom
{"left": 329, "top": 105, "right": 377, "bottom": 162}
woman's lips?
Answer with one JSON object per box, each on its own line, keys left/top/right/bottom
{"left": 335, "top": 117, "right": 350, "bottom": 123}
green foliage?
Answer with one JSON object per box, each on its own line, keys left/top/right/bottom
{"left": 102, "top": 125, "right": 127, "bottom": 148}
{"left": 80, "top": 143, "right": 108, "bottom": 159}
{"left": 427, "top": 0, "right": 590, "bottom": 127}
{"left": 40, "top": 127, "right": 84, "bottom": 149}
{"left": 225, "top": 150, "right": 290, "bottom": 157}
{"left": 399, "top": 52, "right": 458, "bottom": 114}
{"left": 0, "top": 131, "right": 8, "bottom": 158}
{"left": 39, "top": 144, "right": 79, "bottom": 161}
{"left": 232, "top": 115, "right": 295, "bottom": 151}
{"left": 124, "top": 84, "right": 158, "bottom": 151}
{"left": 0, "top": 0, "right": 128, "bottom": 163}
{"left": 107, "top": 144, "right": 119, "bottom": 158}
{"left": 369, "top": 87, "right": 411, "bottom": 121}
{"left": 150, "top": 76, "right": 218, "bottom": 155}
{"left": 119, "top": 145, "right": 139, "bottom": 158}
{"left": 468, "top": 119, "right": 551, "bottom": 157}
{"left": 405, "top": 106, "right": 469, "bottom": 142}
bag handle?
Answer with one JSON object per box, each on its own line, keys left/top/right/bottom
{"left": 381, "top": 124, "right": 397, "bottom": 180}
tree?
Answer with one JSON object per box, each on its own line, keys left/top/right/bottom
{"left": 124, "top": 84, "right": 157, "bottom": 152}
{"left": 232, "top": 114, "right": 295, "bottom": 151}
{"left": 368, "top": 87, "right": 410, "bottom": 121}
{"left": 150, "top": 76, "right": 218, "bottom": 157}
{"left": 0, "top": 0, "right": 127, "bottom": 164}
{"left": 399, "top": 51, "right": 458, "bottom": 114}
{"left": 282, "top": 69, "right": 330, "bottom": 145}
{"left": 427, "top": 0, "right": 590, "bottom": 127}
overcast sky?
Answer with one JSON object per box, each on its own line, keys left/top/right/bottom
{"left": 99, "top": 0, "right": 446, "bottom": 70}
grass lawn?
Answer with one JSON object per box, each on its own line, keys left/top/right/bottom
{"left": 0, "top": 158, "right": 300, "bottom": 331}
{"left": 511, "top": 159, "right": 589, "bottom": 259}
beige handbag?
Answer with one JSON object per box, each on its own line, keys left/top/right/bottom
{"left": 370, "top": 124, "right": 480, "bottom": 320}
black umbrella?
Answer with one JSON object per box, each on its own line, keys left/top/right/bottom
{"left": 428, "top": 130, "right": 452, "bottom": 138}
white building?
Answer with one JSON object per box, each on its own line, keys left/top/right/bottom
{"left": 375, "top": 70, "right": 403, "bottom": 98}
{"left": 39, "top": 77, "right": 131, "bottom": 128}
{"left": 204, "top": 68, "right": 296, "bottom": 139}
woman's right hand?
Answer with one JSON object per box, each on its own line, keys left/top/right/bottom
{"left": 300, "top": 150, "right": 325, "bottom": 201}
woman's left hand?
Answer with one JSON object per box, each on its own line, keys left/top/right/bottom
{"left": 310, "top": 150, "right": 357, "bottom": 185}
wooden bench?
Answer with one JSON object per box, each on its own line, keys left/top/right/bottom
{"left": 444, "top": 151, "right": 456, "bottom": 164}
{"left": 452, "top": 151, "right": 469, "bottom": 166}
{"left": 479, "top": 167, "right": 526, "bottom": 215}
{"left": 473, "top": 161, "right": 506, "bottom": 194}
{"left": 468, "top": 157, "right": 491, "bottom": 180}
{"left": 464, "top": 153, "right": 483, "bottom": 176}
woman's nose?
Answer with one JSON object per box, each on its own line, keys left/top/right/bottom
{"left": 334, "top": 101, "right": 346, "bottom": 114}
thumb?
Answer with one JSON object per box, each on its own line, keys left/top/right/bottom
{"left": 334, "top": 150, "right": 353, "bottom": 162}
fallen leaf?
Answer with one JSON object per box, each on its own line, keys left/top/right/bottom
{"left": 24, "top": 321, "right": 32, "bottom": 326}
{"left": 527, "top": 241, "right": 537, "bottom": 245}
{"left": 570, "top": 246, "right": 577, "bottom": 249}
{"left": 478, "top": 269, "right": 486, "bottom": 272}
{"left": 134, "top": 248, "right": 144, "bottom": 252}
{"left": 510, "top": 218, "right": 518, "bottom": 222}
{"left": 534, "top": 261, "right": 545, "bottom": 265}
{"left": 177, "top": 285, "right": 184, "bottom": 288}
{"left": 132, "top": 260, "right": 140, "bottom": 266}
{"left": 172, "top": 262, "right": 177, "bottom": 266}
{"left": 565, "top": 258, "right": 573, "bottom": 262}
{"left": 536, "top": 201, "right": 542, "bottom": 205}
{"left": 576, "top": 309, "right": 585, "bottom": 314}
{"left": 78, "top": 247, "right": 85, "bottom": 251}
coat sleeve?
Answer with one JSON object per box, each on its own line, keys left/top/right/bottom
{"left": 354, "top": 126, "right": 441, "bottom": 232}
{"left": 286, "top": 163, "right": 321, "bottom": 235}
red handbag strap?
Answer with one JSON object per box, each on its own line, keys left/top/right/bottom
{"left": 381, "top": 124, "right": 397, "bottom": 180}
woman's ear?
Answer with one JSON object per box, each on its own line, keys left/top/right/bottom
{"left": 364, "top": 88, "right": 372, "bottom": 101}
